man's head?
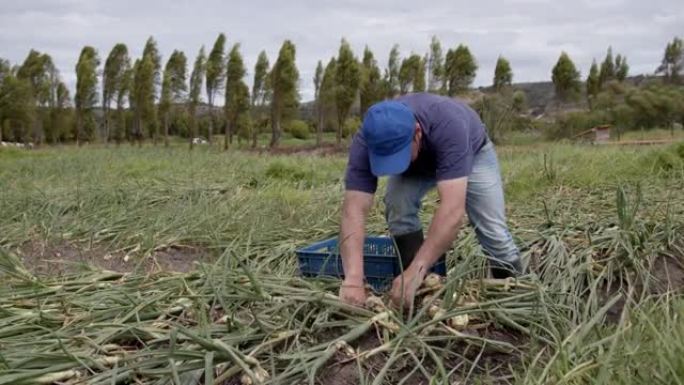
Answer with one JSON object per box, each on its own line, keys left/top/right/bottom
{"left": 361, "top": 101, "right": 422, "bottom": 177}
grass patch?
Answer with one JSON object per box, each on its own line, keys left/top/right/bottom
{"left": 0, "top": 141, "right": 682, "bottom": 384}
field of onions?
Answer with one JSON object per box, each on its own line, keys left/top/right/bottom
{"left": 0, "top": 143, "right": 682, "bottom": 384}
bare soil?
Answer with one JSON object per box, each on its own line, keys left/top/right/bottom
{"left": 650, "top": 253, "right": 684, "bottom": 294}
{"left": 18, "top": 240, "right": 209, "bottom": 275}
{"left": 250, "top": 143, "right": 346, "bottom": 157}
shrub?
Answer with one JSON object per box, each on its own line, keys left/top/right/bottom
{"left": 654, "top": 150, "right": 683, "bottom": 172}
{"left": 474, "top": 93, "right": 530, "bottom": 143}
{"left": 265, "top": 161, "right": 312, "bottom": 183}
{"left": 546, "top": 110, "right": 610, "bottom": 140}
{"left": 512, "top": 90, "right": 527, "bottom": 113}
{"left": 342, "top": 117, "right": 361, "bottom": 139}
{"left": 286, "top": 120, "right": 310, "bottom": 140}
{"left": 236, "top": 114, "right": 253, "bottom": 141}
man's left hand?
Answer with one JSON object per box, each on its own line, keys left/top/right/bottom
{"left": 389, "top": 264, "right": 427, "bottom": 311}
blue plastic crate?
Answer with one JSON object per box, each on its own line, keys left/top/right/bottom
{"left": 296, "top": 236, "right": 446, "bottom": 291}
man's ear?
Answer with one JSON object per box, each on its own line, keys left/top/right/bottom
{"left": 414, "top": 123, "right": 422, "bottom": 141}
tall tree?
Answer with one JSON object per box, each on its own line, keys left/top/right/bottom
{"left": 131, "top": 56, "right": 156, "bottom": 145}
{"left": 360, "top": 46, "right": 383, "bottom": 117}
{"left": 586, "top": 59, "right": 600, "bottom": 104}
{"left": 17, "top": 50, "right": 56, "bottom": 145}
{"left": 598, "top": 46, "right": 615, "bottom": 88}
{"left": 102, "top": 43, "right": 129, "bottom": 144}
{"left": 444, "top": 44, "right": 478, "bottom": 95}
{"left": 615, "top": 54, "right": 629, "bottom": 82}
{"left": 0, "top": 70, "right": 35, "bottom": 144}
{"left": 188, "top": 47, "right": 206, "bottom": 150}
{"left": 428, "top": 36, "right": 445, "bottom": 93}
{"left": 0, "top": 58, "right": 9, "bottom": 81}
{"left": 159, "top": 50, "right": 187, "bottom": 146}
{"left": 319, "top": 58, "right": 337, "bottom": 143}
{"left": 399, "top": 57, "right": 412, "bottom": 94}
{"left": 551, "top": 52, "right": 581, "bottom": 102}
{"left": 74, "top": 46, "right": 99, "bottom": 145}
{"left": 656, "top": 37, "right": 683, "bottom": 84}
{"left": 313, "top": 60, "right": 324, "bottom": 146}
{"left": 493, "top": 56, "right": 513, "bottom": 91}
{"left": 386, "top": 44, "right": 400, "bottom": 98}
{"left": 251, "top": 51, "right": 270, "bottom": 148}
{"left": 335, "top": 39, "right": 361, "bottom": 145}
{"left": 141, "top": 37, "right": 162, "bottom": 142}
{"left": 398, "top": 54, "right": 424, "bottom": 94}
{"left": 224, "top": 43, "right": 249, "bottom": 150}
{"left": 270, "top": 40, "right": 299, "bottom": 148}
{"left": 415, "top": 55, "right": 427, "bottom": 92}
{"left": 115, "top": 66, "right": 132, "bottom": 143}
{"left": 52, "top": 81, "right": 71, "bottom": 142}
{"left": 205, "top": 33, "right": 226, "bottom": 144}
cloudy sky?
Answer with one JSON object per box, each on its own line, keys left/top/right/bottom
{"left": 1, "top": 0, "right": 682, "bottom": 102}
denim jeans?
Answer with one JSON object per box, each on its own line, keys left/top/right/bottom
{"left": 383, "top": 140, "right": 520, "bottom": 265}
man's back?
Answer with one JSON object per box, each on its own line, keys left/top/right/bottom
{"left": 345, "top": 93, "right": 488, "bottom": 193}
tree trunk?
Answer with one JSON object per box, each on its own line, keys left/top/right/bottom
{"left": 164, "top": 110, "right": 170, "bottom": 147}
{"left": 21, "top": 121, "right": 30, "bottom": 148}
{"left": 75, "top": 110, "right": 82, "bottom": 146}
{"left": 134, "top": 109, "right": 142, "bottom": 148}
{"left": 270, "top": 108, "right": 280, "bottom": 148}
{"left": 317, "top": 101, "right": 323, "bottom": 147}
{"left": 33, "top": 117, "right": 41, "bottom": 147}
{"left": 116, "top": 105, "right": 124, "bottom": 145}
{"left": 207, "top": 100, "right": 214, "bottom": 144}
{"left": 251, "top": 112, "right": 259, "bottom": 149}
{"left": 336, "top": 115, "right": 343, "bottom": 146}
{"left": 189, "top": 104, "right": 196, "bottom": 151}
{"left": 223, "top": 118, "right": 230, "bottom": 151}
{"left": 103, "top": 105, "right": 109, "bottom": 146}
{"left": 229, "top": 119, "right": 234, "bottom": 145}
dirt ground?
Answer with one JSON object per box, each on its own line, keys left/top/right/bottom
{"left": 11, "top": 240, "right": 684, "bottom": 384}
{"left": 18, "top": 240, "right": 208, "bottom": 275}
{"left": 250, "top": 143, "right": 346, "bottom": 157}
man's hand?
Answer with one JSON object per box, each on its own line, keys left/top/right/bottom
{"left": 389, "top": 264, "right": 428, "bottom": 311}
{"left": 339, "top": 278, "right": 367, "bottom": 306}
{"left": 338, "top": 190, "right": 373, "bottom": 306}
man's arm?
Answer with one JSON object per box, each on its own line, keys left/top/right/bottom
{"left": 339, "top": 190, "right": 373, "bottom": 285}
{"left": 411, "top": 177, "right": 467, "bottom": 270}
{"left": 389, "top": 177, "right": 467, "bottom": 308}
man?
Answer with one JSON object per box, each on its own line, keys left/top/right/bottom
{"left": 338, "top": 92, "right": 522, "bottom": 308}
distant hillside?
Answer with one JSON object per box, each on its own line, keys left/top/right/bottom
{"left": 477, "top": 74, "right": 659, "bottom": 116}
{"left": 92, "top": 75, "right": 658, "bottom": 126}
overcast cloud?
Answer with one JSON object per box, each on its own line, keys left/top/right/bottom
{"left": 1, "top": 0, "right": 682, "bottom": 101}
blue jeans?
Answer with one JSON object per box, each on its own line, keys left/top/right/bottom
{"left": 383, "top": 140, "right": 520, "bottom": 265}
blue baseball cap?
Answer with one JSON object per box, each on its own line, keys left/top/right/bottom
{"left": 361, "top": 101, "right": 416, "bottom": 176}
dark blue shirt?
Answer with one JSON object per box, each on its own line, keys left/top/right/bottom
{"left": 345, "top": 93, "right": 487, "bottom": 194}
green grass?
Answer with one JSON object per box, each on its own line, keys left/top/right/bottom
{"left": 617, "top": 127, "right": 684, "bottom": 141}
{"left": 0, "top": 141, "right": 683, "bottom": 384}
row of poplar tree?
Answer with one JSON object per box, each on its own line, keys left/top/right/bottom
{"left": 0, "top": 35, "right": 682, "bottom": 148}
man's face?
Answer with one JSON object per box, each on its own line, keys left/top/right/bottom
{"left": 410, "top": 123, "right": 422, "bottom": 162}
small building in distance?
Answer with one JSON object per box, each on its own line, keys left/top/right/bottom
{"left": 574, "top": 125, "right": 611, "bottom": 144}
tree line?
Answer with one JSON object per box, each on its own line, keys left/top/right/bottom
{"left": 0, "top": 35, "right": 682, "bottom": 147}
{"left": 546, "top": 37, "right": 684, "bottom": 139}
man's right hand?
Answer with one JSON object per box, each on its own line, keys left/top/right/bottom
{"left": 339, "top": 278, "right": 367, "bottom": 306}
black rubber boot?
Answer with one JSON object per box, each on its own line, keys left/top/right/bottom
{"left": 392, "top": 230, "right": 425, "bottom": 270}
{"left": 489, "top": 258, "right": 523, "bottom": 279}
{"left": 392, "top": 230, "right": 446, "bottom": 273}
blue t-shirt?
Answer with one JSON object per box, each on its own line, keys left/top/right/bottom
{"left": 345, "top": 93, "right": 488, "bottom": 194}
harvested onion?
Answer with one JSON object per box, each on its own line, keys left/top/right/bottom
{"left": 240, "top": 366, "right": 270, "bottom": 385}
{"left": 422, "top": 273, "right": 443, "bottom": 290}
{"left": 448, "top": 314, "right": 470, "bottom": 329}
{"left": 365, "top": 295, "right": 385, "bottom": 312}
